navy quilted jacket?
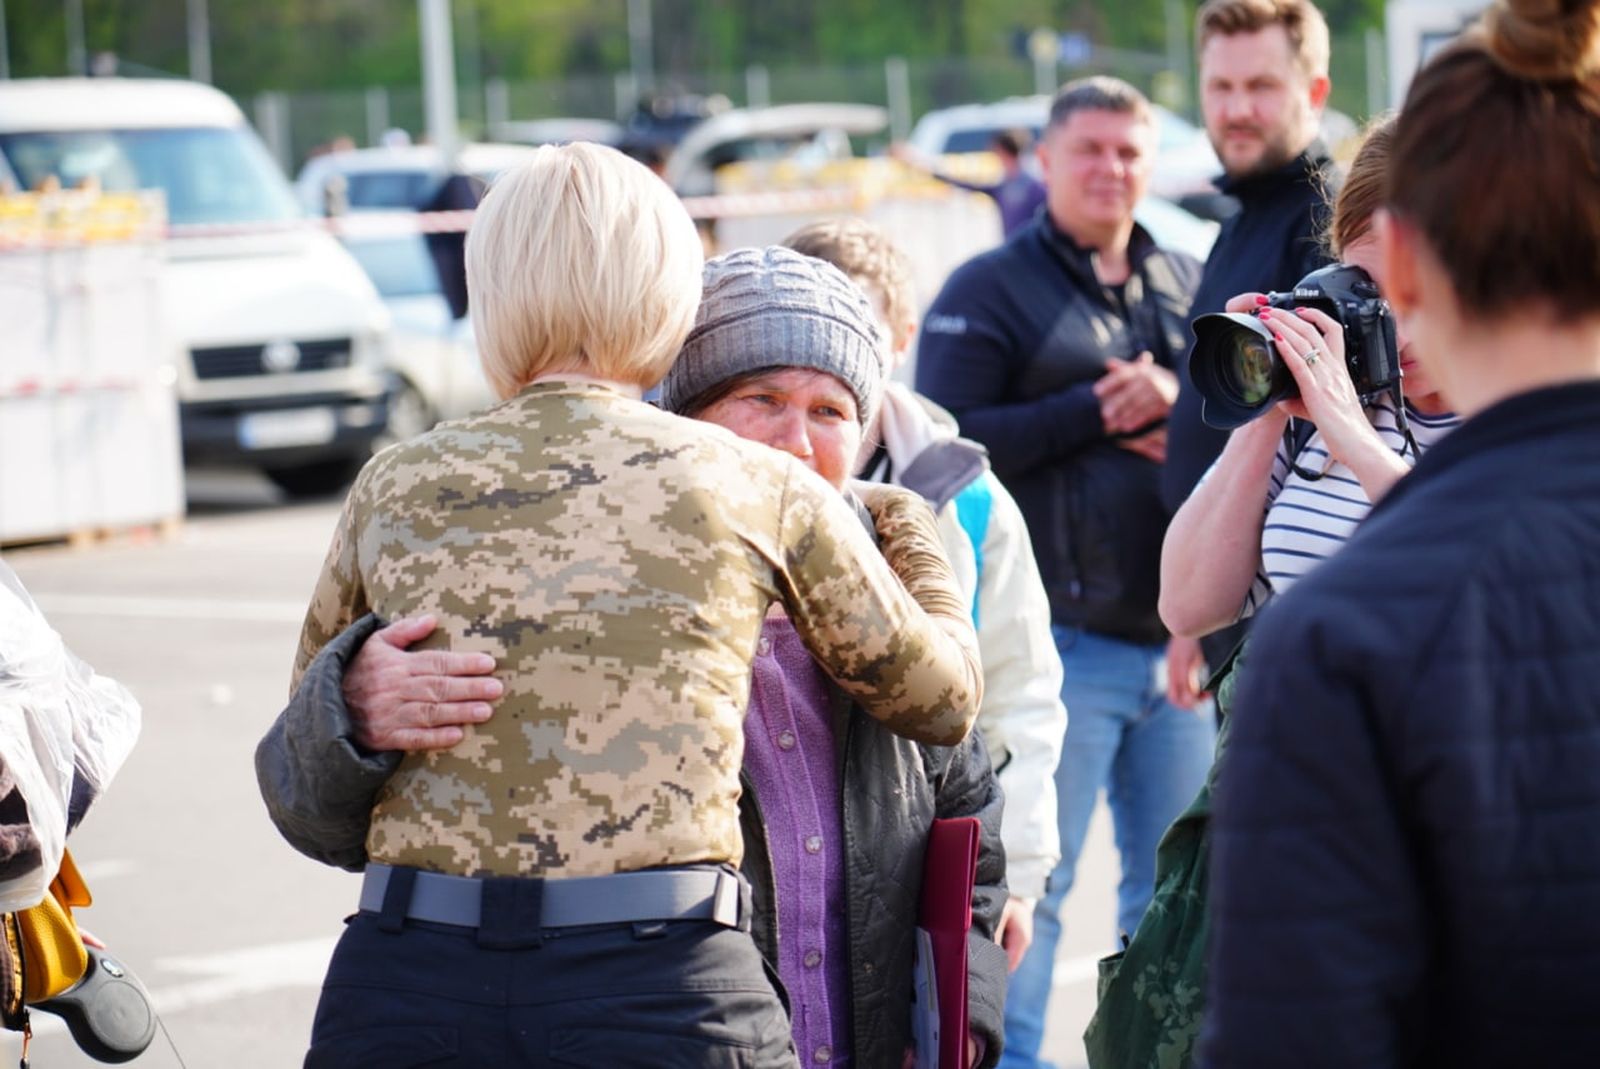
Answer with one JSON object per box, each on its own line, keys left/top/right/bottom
{"left": 1200, "top": 382, "right": 1600, "bottom": 1068}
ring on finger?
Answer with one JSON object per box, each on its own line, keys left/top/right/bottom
{"left": 1304, "top": 348, "right": 1323, "bottom": 367}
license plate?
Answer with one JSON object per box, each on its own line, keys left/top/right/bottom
{"left": 238, "top": 407, "right": 337, "bottom": 450}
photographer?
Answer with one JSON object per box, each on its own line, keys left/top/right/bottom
{"left": 1203, "top": 0, "right": 1600, "bottom": 1058}
{"left": 1085, "top": 117, "right": 1456, "bottom": 1069}
{"left": 1158, "top": 116, "right": 1456, "bottom": 646}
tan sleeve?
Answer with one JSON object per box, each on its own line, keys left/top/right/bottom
{"left": 290, "top": 490, "right": 369, "bottom": 692}
{"left": 773, "top": 466, "right": 983, "bottom": 746}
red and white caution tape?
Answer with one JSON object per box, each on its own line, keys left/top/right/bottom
{"left": 0, "top": 376, "right": 150, "bottom": 401}
{"left": 2, "top": 185, "right": 879, "bottom": 251}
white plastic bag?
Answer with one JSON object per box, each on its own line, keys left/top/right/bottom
{"left": 0, "top": 560, "right": 140, "bottom": 910}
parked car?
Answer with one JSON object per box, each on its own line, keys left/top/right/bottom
{"left": 294, "top": 142, "right": 541, "bottom": 217}
{"left": 0, "top": 77, "right": 393, "bottom": 498}
{"left": 907, "top": 94, "right": 1223, "bottom": 213}
{"left": 666, "top": 103, "right": 889, "bottom": 197}
{"left": 335, "top": 213, "right": 492, "bottom": 443}
{"left": 489, "top": 117, "right": 623, "bottom": 148}
{"left": 1132, "top": 194, "right": 1219, "bottom": 263}
{"left": 621, "top": 92, "right": 732, "bottom": 153}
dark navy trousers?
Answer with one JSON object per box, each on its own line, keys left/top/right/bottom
{"left": 305, "top": 878, "right": 798, "bottom": 1067}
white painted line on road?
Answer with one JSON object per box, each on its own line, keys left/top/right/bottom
{"left": 22, "top": 936, "right": 1106, "bottom": 1044}
{"left": 30, "top": 592, "right": 306, "bottom": 624}
{"left": 147, "top": 935, "right": 339, "bottom": 1015}
{"left": 26, "top": 935, "right": 338, "bottom": 1040}
{"left": 155, "top": 934, "right": 339, "bottom": 984}
{"left": 75, "top": 858, "right": 136, "bottom": 882}
{"left": 1055, "top": 952, "right": 1102, "bottom": 987}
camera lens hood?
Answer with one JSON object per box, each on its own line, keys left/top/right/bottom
{"left": 1189, "top": 311, "right": 1296, "bottom": 429}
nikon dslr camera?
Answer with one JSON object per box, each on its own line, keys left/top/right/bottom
{"left": 1188, "top": 263, "right": 1401, "bottom": 429}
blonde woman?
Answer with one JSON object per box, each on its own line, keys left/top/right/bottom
{"left": 271, "top": 143, "right": 983, "bottom": 1067}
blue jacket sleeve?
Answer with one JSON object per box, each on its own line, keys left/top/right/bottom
{"left": 915, "top": 276, "right": 1105, "bottom": 482}
{"left": 1198, "top": 596, "right": 1426, "bottom": 1069}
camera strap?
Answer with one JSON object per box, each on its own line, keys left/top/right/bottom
{"left": 1283, "top": 386, "right": 1422, "bottom": 483}
{"left": 1283, "top": 418, "right": 1324, "bottom": 481}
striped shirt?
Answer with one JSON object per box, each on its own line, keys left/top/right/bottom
{"left": 1240, "top": 399, "right": 1460, "bottom": 618}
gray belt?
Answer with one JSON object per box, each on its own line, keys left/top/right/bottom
{"left": 359, "top": 863, "right": 744, "bottom": 930}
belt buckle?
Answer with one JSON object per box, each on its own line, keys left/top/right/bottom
{"left": 711, "top": 869, "right": 742, "bottom": 929}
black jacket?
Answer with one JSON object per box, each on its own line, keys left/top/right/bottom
{"left": 741, "top": 684, "right": 1009, "bottom": 1069}
{"left": 1201, "top": 382, "right": 1600, "bottom": 1068}
{"left": 916, "top": 213, "right": 1200, "bottom": 643}
{"left": 1161, "top": 143, "right": 1338, "bottom": 514}
{"left": 255, "top": 616, "right": 1010, "bottom": 1067}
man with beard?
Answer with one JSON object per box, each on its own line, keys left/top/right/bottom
{"left": 915, "top": 78, "right": 1207, "bottom": 1069}
{"left": 1159, "top": 0, "right": 1338, "bottom": 692}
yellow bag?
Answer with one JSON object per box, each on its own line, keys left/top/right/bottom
{"left": 6, "top": 850, "right": 91, "bottom": 1010}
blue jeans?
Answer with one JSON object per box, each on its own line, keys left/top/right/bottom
{"left": 999, "top": 625, "right": 1216, "bottom": 1069}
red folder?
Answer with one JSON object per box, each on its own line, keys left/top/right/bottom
{"left": 913, "top": 816, "right": 981, "bottom": 1069}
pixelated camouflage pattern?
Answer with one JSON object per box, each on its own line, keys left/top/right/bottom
{"left": 291, "top": 380, "right": 981, "bottom": 878}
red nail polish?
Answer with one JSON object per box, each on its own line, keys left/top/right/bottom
{"left": 1254, "top": 294, "right": 1269, "bottom": 306}
{"left": 1273, "top": 333, "right": 1283, "bottom": 341}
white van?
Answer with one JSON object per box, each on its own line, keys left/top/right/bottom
{"left": 0, "top": 78, "right": 393, "bottom": 497}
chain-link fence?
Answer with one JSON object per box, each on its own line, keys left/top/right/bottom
{"left": 251, "top": 31, "right": 1386, "bottom": 175}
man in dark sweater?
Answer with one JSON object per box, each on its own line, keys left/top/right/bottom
{"left": 915, "top": 77, "right": 1207, "bottom": 1069}
{"left": 1160, "top": 0, "right": 1339, "bottom": 684}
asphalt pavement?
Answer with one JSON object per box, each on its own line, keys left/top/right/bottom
{"left": 2, "top": 469, "right": 1121, "bottom": 1068}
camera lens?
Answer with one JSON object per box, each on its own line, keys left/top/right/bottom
{"left": 1219, "top": 333, "right": 1277, "bottom": 406}
{"left": 1188, "top": 310, "right": 1296, "bottom": 429}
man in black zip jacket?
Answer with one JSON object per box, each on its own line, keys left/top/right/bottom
{"left": 915, "top": 76, "right": 1208, "bottom": 1069}
{"left": 1160, "top": 0, "right": 1340, "bottom": 683}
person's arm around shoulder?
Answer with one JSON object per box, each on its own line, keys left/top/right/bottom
{"left": 1201, "top": 595, "right": 1424, "bottom": 1068}
{"left": 776, "top": 466, "right": 984, "bottom": 747}
{"left": 256, "top": 615, "right": 502, "bottom": 870}
{"left": 257, "top": 614, "right": 397, "bottom": 871}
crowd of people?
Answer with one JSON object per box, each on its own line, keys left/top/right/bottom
{"left": 241, "top": 0, "right": 1600, "bottom": 1064}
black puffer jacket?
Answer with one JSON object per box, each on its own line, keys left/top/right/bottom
{"left": 916, "top": 215, "right": 1200, "bottom": 643}
{"left": 1202, "top": 383, "right": 1600, "bottom": 1068}
{"left": 741, "top": 682, "right": 1009, "bottom": 1069}
{"left": 255, "top": 616, "right": 1010, "bottom": 1066}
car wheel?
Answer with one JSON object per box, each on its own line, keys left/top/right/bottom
{"left": 263, "top": 457, "right": 365, "bottom": 499}
{"left": 377, "top": 381, "right": 437, "bottom": 452}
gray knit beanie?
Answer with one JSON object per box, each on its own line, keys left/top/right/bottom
{"left": 658, "top": 246, "right": 886, "bottom": 424}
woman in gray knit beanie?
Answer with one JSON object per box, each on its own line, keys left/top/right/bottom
{"left": 658, "top": 244, "right": 1009, "bottom": 1069}
{"left": 660, "top": 245, "right": 888, "bottom": 426}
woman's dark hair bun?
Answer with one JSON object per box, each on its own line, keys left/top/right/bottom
{"left": 1483, "top": 0, "right": 1600, "bottom": 81}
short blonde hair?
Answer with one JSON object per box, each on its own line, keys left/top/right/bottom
{"left": 1197, "top": 0, "right": 1331, "bottom": 78}
{"left": 784, "top": 217, "right": 916, "bottom": 352}
{"left": 465, "top": 142, "right": 703, "bottom": 398}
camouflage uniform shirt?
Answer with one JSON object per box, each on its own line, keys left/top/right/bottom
{"left": 292, "top": 380, "right": 982, "bottom": 879}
